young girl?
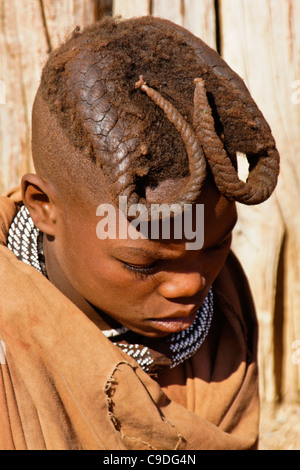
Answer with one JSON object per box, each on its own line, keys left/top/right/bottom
{"left": 0, "top": 16, "right": 279, "bottom": 450}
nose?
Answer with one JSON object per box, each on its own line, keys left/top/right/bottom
{"left": 158, "top": 270, "right": 205, "bottom": 300}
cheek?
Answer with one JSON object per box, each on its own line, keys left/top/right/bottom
{"left": 55, "top": 225, "right": 150, "bottom": 296}
{"left": 202, "top": 242, "right": 232, "bottom": 282}
{"left": 54, "top": 219, "right": 100, "bottom": 280}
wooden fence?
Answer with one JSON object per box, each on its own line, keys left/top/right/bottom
{"left": 0, "top": 0, "right": 299, "bottom": 404}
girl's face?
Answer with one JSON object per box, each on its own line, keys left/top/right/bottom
{"left": 44, "top": 182, "right": 237, "bottom": 338}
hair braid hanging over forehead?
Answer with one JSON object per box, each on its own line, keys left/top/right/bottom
{"left": 192, "top": 78, "right": 279, "bottom": 204}
{"left": 134, "top": 76, "right": 207, "bottom": 207}
{"left": 135, "top": 76, "right": 279, "bottom": 207}
{"left": 36, "top": 16, "right": 279, "bottom": 213}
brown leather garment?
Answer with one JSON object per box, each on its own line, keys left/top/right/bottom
{"left": 0, "top": 194, "right": 259, "bottom": 450}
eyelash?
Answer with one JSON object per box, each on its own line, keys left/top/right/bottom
{"left": 120, "top": 236, "right": 231, "bottom": 280}
{"left": 122, "top": 262, "right": 158, "bottom": 280}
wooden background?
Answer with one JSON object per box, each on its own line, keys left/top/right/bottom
{"left": 0, "top": 0, "right": 299, "bottom": 405}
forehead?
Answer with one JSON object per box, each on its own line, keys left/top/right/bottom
{"left": 146, "top": 176, "right": 237, "bottom": 227}
{"left": 88, "top": 178, "right": 237, "bottom": 255}
{"left": 59, "top": 170, "right": 236, "bottom": 256}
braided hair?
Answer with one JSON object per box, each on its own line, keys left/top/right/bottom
{"left": 38, "top": 16, "right": 279, "bottom": 212}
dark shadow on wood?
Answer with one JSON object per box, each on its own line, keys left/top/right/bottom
{"left": 273, "top": 231, "right": 286, "bottom": 403}
{"left": 96, "top": 0, "right": 113, "bottom": 20}
{"left": 214, "top": 0, "right": 221, "bottom": 55}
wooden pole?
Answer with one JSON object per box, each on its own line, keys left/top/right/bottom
{"left": 0, "top": 0, "right": 98, "bottom": 195}
{"left": 220, "top": 0, "right": 300, "bottom": 403}
{"left": 113, "top": 0, "right": 150, "bottom": 18}
{"left": 152, "top": 0, "right": 216, "bottom": 49}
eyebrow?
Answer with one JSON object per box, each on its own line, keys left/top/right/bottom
{"left": 114, "top": 212, "right": 238, "bottom": 258}
{"left": 113, "top": 246, "right": 162, "bottom": 259}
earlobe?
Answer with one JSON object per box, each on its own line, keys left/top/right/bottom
{"left": 21, "top": 174, "right": 57, "bottom": 236}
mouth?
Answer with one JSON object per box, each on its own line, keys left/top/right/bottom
{"left": 148, "top": 307, "right": 199, "bottom": 333}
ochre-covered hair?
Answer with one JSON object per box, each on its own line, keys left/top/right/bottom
{"left": 37, "top": 16, "right": 279, "bottom": 210}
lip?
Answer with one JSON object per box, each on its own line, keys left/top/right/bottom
{"left": 148, "top": 308, "right": 199, "bottom": 333}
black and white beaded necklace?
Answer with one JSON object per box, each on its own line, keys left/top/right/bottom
{"left": 7, "top": 205, "right": 47, "bottom": 277}
{"left": 7, "top": 205, "right": 214, "bottom": 372}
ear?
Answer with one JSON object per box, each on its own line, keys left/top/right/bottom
{"left": 21, "top": 174, "right": 57, "bottom": 236}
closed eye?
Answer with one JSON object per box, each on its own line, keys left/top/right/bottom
{"left": 121, "top": 260, "right": 159, "bottom": 276}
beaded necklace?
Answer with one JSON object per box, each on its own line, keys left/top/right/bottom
{"left": 7, "top": 205, "right": 214, "bottom": 372}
